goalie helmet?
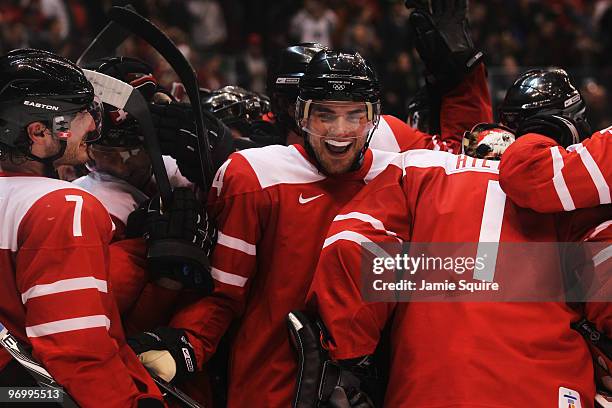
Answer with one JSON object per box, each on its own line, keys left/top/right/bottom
{"left": 0, "top": 48, "right": 102, "bottom": 156}
{"left": 267, "top": 42, "right": 327, "bottom": 135}
{"left": 462, "top": 122, "right": 516, "bottom": 160}
{"left": 499, "top": 68, "right": 591, "bottom": 139}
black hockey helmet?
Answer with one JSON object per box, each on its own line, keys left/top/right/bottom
{"left": 202, "top": 85, "right": 270, "bottom": 128}
{"left": 266, "top": 42, "right": 327, "bottom": 134}
{"left": 297, "top": 50, "right": 381, "bottom": 103}
{"left": 499, "top": 68, "right": 591, "bottom": 139}
{"left": 0, "top": 48, "right": 102, "bottom": 155}
{"left": 82, "top": 56, "right": 161, "bottom": 148}
{"left": 296, "top": 50, "right": 381, "bottom": 172}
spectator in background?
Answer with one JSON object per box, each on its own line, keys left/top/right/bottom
{"left": 186, "top": 0, "right": 227, "bottom": 52}
{"left": 236, "top": 33, "right": 267, "bottom": 94}
{"left": 290, "top": 0, "right": 337, "bottom": 47}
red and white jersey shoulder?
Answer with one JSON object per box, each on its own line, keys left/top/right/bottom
{"left": 171, "top": 144, "right": 398, "bottom": 408}
{"left": 73, "top": 171, "right": 148, "bottom": 229}
{"left": 500, "top": 127, "right": 611, "bottom": 213}
{"left": 74, "top": 155, "right": 192, "bottom": 230}
{"left": 0, "top": 173, "right": 161, "bottom": 407}
{"left": 308, "top": 150, "right": 598, "bottom": 408}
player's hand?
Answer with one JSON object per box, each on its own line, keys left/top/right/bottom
{"left": 128, "top": 327, "right": 197, "bottom": 383}
{"left": 408, "top": 0, "right": 483, "bottom": 92}
{"left": 516, "top": 113, "right": 581, "bottom": 148}
{"left": 328, "top": 386, "right": 375, "bottom": 408}
{"left": 150, "top": 101, "right": 235, "bottom": 189}
{"left": 126, "top": 187, "right": 216, "bottom": 291}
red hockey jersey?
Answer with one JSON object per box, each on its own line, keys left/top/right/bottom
{"left": 499, "top": 128, "right": 611, "bottom": 213}
{"left": 0, "top": 173, "right": 163, "bottom": 407}
{"left": 307, "top": 150, "right": 604, "bottom": 408}
{"left": 170, "top": 62, "right": 492, "bottom": 408}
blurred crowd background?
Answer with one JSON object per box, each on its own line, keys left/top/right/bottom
{"left": 1, "top": 0, "right": 611, "bottom": 130}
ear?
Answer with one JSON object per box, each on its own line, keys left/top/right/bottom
{"left": 26, "top": 122, "right": 48, "bottom": 145}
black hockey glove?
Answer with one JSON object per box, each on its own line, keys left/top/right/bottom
{"left": 128, "top": 327, "right": 197, "bottom": 384}
{"left": 137, "top": 398, "right": 165, "bottom": 408}
{"left": 516, "top": 113, "right": 581, "bottom": 148}
{"left": 150, "top": 101, "right": 235, "bottom": 189}
{"left": 287, "top": 311, "right": 376, "bottom": 408}
{"left": 126, "top": 187, "right": 216, "bottom": 291}
{"left": 407, "top": 0, "right": 484, "bottom": 92}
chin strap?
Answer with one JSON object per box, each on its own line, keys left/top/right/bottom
{"left": 24, "top": 139, "right": 68, "bottom": 174}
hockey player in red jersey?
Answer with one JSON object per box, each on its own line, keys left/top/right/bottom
{"left": 306, "top": 123, "right": 609, "bottom": 407}
{"left": 497, "top": 68, "right": 610, "bottom": 213}
{"left": 0, "top": 49, "right": 164, "bottom": 407}
{"left": 128, "top": 36, "right": 492, "bottom": 407}
{"left": 262, "top": 41, "right": 489, "bottom": 154}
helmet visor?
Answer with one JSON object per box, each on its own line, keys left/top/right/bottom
{"left": 52, "top": 96, "right": 104, "bottom": 143}
{"left": 296, "top": 99, "right": 381, "bottom": 139}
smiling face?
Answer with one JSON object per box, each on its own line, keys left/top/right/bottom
{"left": 301, "top": 101, "right": 376, "bottom": 175}
{"left": 53, "top": 111, "right": 96, "bottom": 166}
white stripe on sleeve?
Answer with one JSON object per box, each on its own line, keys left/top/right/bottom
{"left": 26, "top": 315, "right": 110, "bottom": 338}
{"left": 217, "top": 232, "right": 256, "bottom": 256}
{"left": 211, "top": 267, "right": 248, "bottom": 287}
{"left": 323, "top": 230, "right": 393, "bottom": 259}
{"left": 333, "top": 212, "right": 400, "bottom": 240}
{"left": 550, "top": 146, "right": 576, "bottom": 211}
{"left": 593, "top": 245, "right": 611, "bottom": 267}
{"left": 21, "top": 277, "right": 108, "bottom": 304}
{"left": 575, "top": 144, "right": 611, "bottom": 205}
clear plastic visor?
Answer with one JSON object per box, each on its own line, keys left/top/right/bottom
{"left": 52, "top": 96, "right": 104, "bottom": 143}
{"left": 296, "top": 98, "right": 381, "bottom": 139}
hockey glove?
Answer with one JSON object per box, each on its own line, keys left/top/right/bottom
{"left": 127, "top": 187, "right": 216, "bottom": 291}
{"left": 128, "top": 327, "right": 197, "bottom": 383}
{"left": 287, "top": 311, "right": 376, "bottom": 408}
{"left": 516, "top": 113, "right": 582, "bottom": 148}
{"left": 150, "top": 101, "right": 235, "bottom": 189}
{"left": 407, "top": 0, "right": 484, "bottom": 92}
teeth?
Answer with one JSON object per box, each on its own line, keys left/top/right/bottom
{"left": 325, "top": 139, "right": 352, "bottom": 147}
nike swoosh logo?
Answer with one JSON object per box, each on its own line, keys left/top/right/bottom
{"left": 299, "top": 193, "right": 324, "bottom": 204}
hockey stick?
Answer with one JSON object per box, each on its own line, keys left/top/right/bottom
{"left": 76, "top": 8, "right": 132, "bottom": 66}
{"left": 82, "top": 69, "right": 172, "bottom": 207}
{"left": 150, "top": 374, "right": 206, "bottom": 408}
{"left": 106, "top": 6, "right": 214, "bottom": 191}
{"left": 0, "top": 322, "right": 79, "bottom": 407}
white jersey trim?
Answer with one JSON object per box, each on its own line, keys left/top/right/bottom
{"left": 550, "top": 146, "right": 576, "bottom": 211}
{"left": 587, "top": 221, "right": 612, "bottom": 240}
{"left": 0, "top": 176, "right": 88, "bottom": 252}
{"left": 391, "top": 149, "right": 500, "bottom": 175}
{"left": 368, "top": 116, "right": 401, "bottom": 152}
{"left": 21, "top": 277, "right": 108, "bottom": 304}
{"left": 323, "top": 230, "right": 394, "bottom": 259}
{"left": 26, "top": 315, "right": 110, "bottom": 338}
{"left": 334, "top": 212, "right": 400, "bottom": 239}
{"left": 593, "top": 245, "right": 611, "bottom": 267}
{"left": 573, "top": 144, "right": 611, "bottom": 205}
{"left": 211, "top": 267, "right": 248, "bottom": 287}
{"left": 217, "top": 231, "right": 256, "bottom": 256}
{"left": 238, "top": 145, "right": 325, "bottom": 189}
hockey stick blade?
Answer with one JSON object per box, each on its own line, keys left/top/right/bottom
{"left": 0, "top": 322, "right": 79, "bottom": 407}
{"left": 151, "top": 374, "right": 205, "bottom": 408}
{"left": 107, "top": 6, "right": 214, "bottom": 191}
{"left": 83, "top": 69, "right": 172, "bottom": 207}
